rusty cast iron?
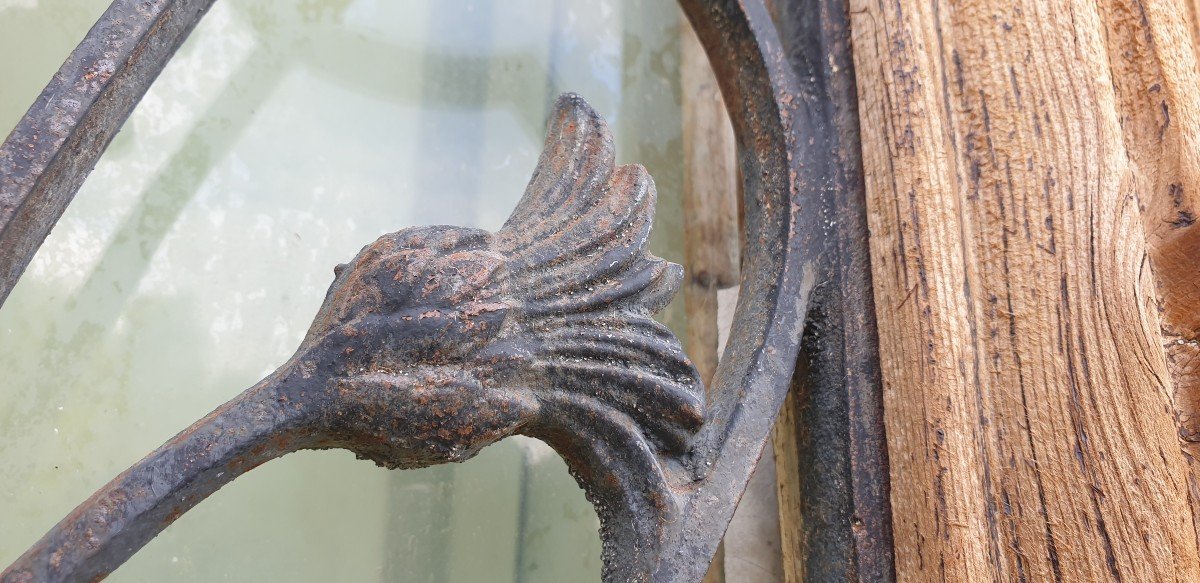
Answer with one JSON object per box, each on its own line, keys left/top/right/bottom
{"left": 3, "top": 94, "right": 708, "bottom": 582}
{"left": 767, "top": 0, "right": 895, "bottom": 579}
{"left": 0, "top": 0, "right": 895, "bottom": 581}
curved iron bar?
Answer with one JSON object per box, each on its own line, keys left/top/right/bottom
{"left": 0, "top": 1, "right": 843, "bottom": 581}
{"left": 663, "top": 1, "right": 830, "bottom": 579}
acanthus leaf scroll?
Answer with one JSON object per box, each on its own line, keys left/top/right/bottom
{"left": 2, "top": 93, "right": 704, "bottom": 583}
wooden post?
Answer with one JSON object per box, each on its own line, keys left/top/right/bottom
{"left": 1097, "top": 0, "right": 1200, "bottom": 542}
{"left": 849, "top": 0, "right": 1200, "bottom": 579}
{"left": 773, "top": 387, "right": 806, "bottom": 583}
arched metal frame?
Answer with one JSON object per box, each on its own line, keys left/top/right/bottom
{"left": 0, "top": 1, "right": 893, "bottom": 581}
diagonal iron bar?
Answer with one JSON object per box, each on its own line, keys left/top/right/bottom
{"left": 0, "top": 0, "right": 217, "bottom": 307}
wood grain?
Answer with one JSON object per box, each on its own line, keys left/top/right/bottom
{"left": 849, "top": 0, "right": 1200, "bottom": 579}
{"left": 681, "top": 16, "right": 740, "bottom": 293}
{"left": 773, "top": 388, "right": 805, "bottom": 583}
{"left": 1097, "top": 0, "right": 1200, "bottom": 541}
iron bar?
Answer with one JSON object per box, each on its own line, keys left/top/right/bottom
{"left": 0, "top": 0, "right": 215, "bottom": 306}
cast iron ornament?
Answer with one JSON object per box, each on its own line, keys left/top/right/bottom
{"left": 2, "top": 94, "right": 706, "bottom": 583}
{"left": 1, "top": 0, "right": 894, "bottom": 578}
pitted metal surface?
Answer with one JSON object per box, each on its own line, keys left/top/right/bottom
{"left": 0, "top": 1, "right": 893, "bottom": 581}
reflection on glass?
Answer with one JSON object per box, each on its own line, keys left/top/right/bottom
{"left": 0, "top": 0, "right": 685, "bottom": 581}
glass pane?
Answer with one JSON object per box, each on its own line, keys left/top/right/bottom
{"left": 0, "top": 1, "right": 685, "bottom": 581}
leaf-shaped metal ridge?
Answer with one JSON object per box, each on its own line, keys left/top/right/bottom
{"left": 1, "top": 94, "right": 704, "bottom": 583}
